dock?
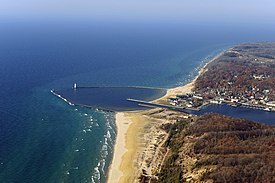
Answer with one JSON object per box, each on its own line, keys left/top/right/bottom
{"left": 126, "top": 98, "right": 195, "bottom": 114}
{"left": 76, "top": 85, "right": 166, "bottom": 90}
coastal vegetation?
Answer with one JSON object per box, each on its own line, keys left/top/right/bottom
{"left": 156, "top": 114, "right": 275, "bottom": 183}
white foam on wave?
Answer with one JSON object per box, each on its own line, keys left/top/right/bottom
{"left": 93, "top": 166, "right": 101, "bottom": 181}
{"left": 102, "top": 144, "right": 108, "bottom": 151}
{"left": 102, "top": 150, "right": 108, "bottom": 158}
{"left": 87, "top": 111, "right": 116, "bottom": 182}
{"left": 108, "top": 125, "right": 116, "bottom": 135}
{"left": 101, "top": 159, "right": 106, "bottom": 175}
{"left": 104, "top": 137, "right": 108, "bottom": 145}
{"left": 90, "top": 177, "right": 96, "bottom": 183}
{"left": 106, "top": 130, "right": 111, "bottom": 139}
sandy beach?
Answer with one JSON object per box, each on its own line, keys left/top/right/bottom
{"left": 107, "top": 111, "right": 150, "bottom": 183}
{"left": 107, "top": 51, "right": 224, "bottom": 183}
{"left": 107, "top": 113, "right": 128, "bottom": 183}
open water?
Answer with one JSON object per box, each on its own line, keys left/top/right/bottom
{"left": 0, "top": 20, "right": 275, "bottom": 183}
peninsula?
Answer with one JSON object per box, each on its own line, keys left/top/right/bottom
{"left": 108, "top": 42, "right": 275, "bottom": 183}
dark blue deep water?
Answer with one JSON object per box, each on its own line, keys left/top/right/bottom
{"left": 0, "top": 20, "right": 275, "bottom": 183}
{"left": 55, "top": 87, "right": 166, "bottom": 111}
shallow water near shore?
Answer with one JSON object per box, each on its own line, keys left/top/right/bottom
{"left": 1, "top": 21, "right": 275, "bottom": 183}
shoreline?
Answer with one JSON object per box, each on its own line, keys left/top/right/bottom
{"left": 107, "top": 113, "right": 127, "bottom": 183}
{"left": 107, "top": 111, "right": 150, "bottom": 183}
{"left": 107, "top": 50, "right": 225, "bottom": 183}
{"left": 152, "top": 50, "right": 225, "bottom": 104}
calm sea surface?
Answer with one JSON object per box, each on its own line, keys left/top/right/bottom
{"left": 0, "top": 21, "right": 275, "bottom": 183}
{"left": 55, "top": 87, "right": 166, "bottom": 112}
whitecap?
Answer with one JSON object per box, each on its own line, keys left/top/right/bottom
{"left": 101, "top": 150, "right": 108, "bottom": 157}
{"left": 91, "top": 177, "right": 96, "bottom": 183}
{"left": 101, "top": 159, "right": 106, "bottom": 174}
{"left": 102, "top": 144, "right": 108, "bottom": 151}
{"left": 103, "top": 137, "right": 108, "bottom": 145}
{"left": 94, "top": 167, "right": 100, "bottom": 181}
{"left": 106, "top": 130, "right": 111, "bottom": 138}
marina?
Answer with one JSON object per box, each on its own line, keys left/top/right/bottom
{"left": 51, "top": 85, "right": 167, "bottom": 112}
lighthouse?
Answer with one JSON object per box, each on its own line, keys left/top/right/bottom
{"left": 73, "top": 83, "right": 77, "bottom": 89}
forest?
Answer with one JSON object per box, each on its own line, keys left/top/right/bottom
{"left": 156, "top": 114, "right": 275, "bottom": 183}
{"left": 195, "top": 42, "right": 275, "bottom": 101}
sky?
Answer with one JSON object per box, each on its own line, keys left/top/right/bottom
{"left": 0, "top": 0, "right": 275, "bottom": 24}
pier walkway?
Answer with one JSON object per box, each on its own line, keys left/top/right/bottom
{"left": 126, "top": 98, "right": 195, "bottom": 114}
{"left": 76, "top": 85, "right": 166, "bottom": 90}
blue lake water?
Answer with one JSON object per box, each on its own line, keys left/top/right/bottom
{"left": 55, "top": 87, "right": 166, "bottom": 112}
{"left": 0, "top": 20, "right": 275, "bottom": 183}
{"left": 196, "top": 104, "right": 275, "bottom": 125}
